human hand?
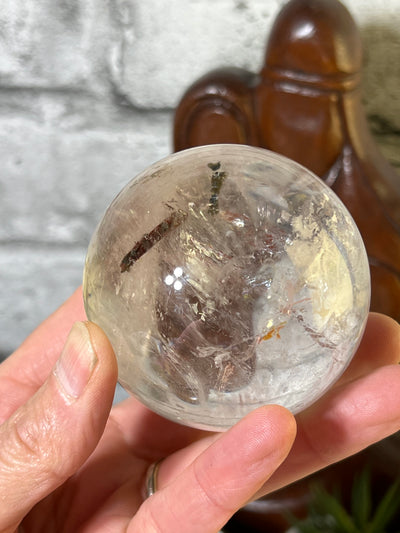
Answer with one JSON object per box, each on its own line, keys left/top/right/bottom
{"left": 0, "top": 288, "right": 295, "bottom": 533}
{"left": 0, "top": 288, "right": 399, "bottom": 533}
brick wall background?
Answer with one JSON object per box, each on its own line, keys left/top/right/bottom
{"left": 1, "top": 0, "right": 400, "bottom": 359}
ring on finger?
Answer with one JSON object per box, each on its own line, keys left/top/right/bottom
{"left": 144, "top": 459, "right": 163, "bottom": 499}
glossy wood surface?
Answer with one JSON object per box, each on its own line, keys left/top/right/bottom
{"left": 173, "top": 1, "right": 400, "bottom": 530}
{"left": 174, "top": 0, "right": 400, "bottom": 322}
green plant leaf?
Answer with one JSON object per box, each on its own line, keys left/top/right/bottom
{"left": 288, "top": 510, "right": 340, "bottom": 533}
{"left": 351, "top": 468, "right": 372, "bottom": 529}
{"left": 311, "top": 486, "right": 358, "bottom": 533}
{"left": 289, "top": 471, "right": 400, "bottom": 533}
{"left": 367, "top": 478, "right": 400, "bottom": 533}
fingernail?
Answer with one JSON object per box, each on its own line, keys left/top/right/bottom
{"left": 54, "top": 322, "right": 98, "bottom": 399}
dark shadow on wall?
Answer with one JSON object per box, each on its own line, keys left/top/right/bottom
{"left": 361, "top": 23, "right": 400, "bottom": 172}
{"left": 0, "top": 353, "right": 9, "bottom": 363}
{"left": 361, "top": 22, "right": 400, "bottom": 133}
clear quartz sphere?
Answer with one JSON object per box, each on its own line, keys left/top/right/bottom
{"left": 83, "top": 144, "right": 370, "bottom": 431}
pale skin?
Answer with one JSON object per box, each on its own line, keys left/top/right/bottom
{"left": 0, "top": 288, "right": 399, "bottom": 533}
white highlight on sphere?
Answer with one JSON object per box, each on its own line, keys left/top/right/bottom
{"left": 174, "top": 266, "right": 183, "bottom": 278}
{"left": 164, "top": 275, "right": 174, "bottom": 286}
{"left": 173, "top": 279, "right": 183, "bottom": 291}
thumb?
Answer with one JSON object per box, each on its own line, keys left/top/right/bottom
{"left": 0, "top": 321, "right": 118, "bottom": 532}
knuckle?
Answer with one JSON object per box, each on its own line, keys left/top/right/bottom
{"left": 192, "top": 461, "right": 236, "bottom": 515}
{"left": 130, "top": 500, "right": 164, "bottom": 533}
{"left": 1, "top": 407, "right": 62, "bottom": 482}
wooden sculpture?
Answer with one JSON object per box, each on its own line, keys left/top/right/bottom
{"left": 174, "top": 0, "right": 400, "bottom": 322}
{"left": 173, "top": 0, "right": 400, "bottom": 530}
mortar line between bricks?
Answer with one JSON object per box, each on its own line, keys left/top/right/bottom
{"left": 0, "top": 86, "right": 92, "bottom": 97}
{"left": 0, "top": 241, "right": 89, "bottom": 251}
{"left": 0, "top": 86, "right": 176, "bottom": 114}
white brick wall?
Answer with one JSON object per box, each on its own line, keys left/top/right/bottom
{"left": 1, "top": 0, "right": 399, "bottom": 357}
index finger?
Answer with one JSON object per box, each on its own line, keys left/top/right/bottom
{"left": 127, "top": 406, "right": 296, "bottom": 533}
{"left": 336, "top": 312, "right": 400, "bottom": 386}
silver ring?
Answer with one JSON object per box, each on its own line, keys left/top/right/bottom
{"left": 144, "top": 459, "right": 162, "bottom": 498}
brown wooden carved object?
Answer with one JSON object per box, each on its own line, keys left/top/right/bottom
{"left": 174, "top": 0, "right": 400, "bottom": 322}
{"left": 173, "top": 1, "right": 400, "bottom": 531}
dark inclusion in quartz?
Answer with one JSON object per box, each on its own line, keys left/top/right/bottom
{"left": 83, "top": 144, "right": 370, "bottom": 431}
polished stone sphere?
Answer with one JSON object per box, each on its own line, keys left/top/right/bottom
{"left": 83, "top": 144, "right": 370, "bottom": 431}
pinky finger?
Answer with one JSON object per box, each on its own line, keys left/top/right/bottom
{"left": 130, "top": 405, "right": 296, "bottom": 533}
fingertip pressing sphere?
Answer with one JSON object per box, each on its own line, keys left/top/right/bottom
{"left": 83, "top": 144, "right": 370, "bottom": 431}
